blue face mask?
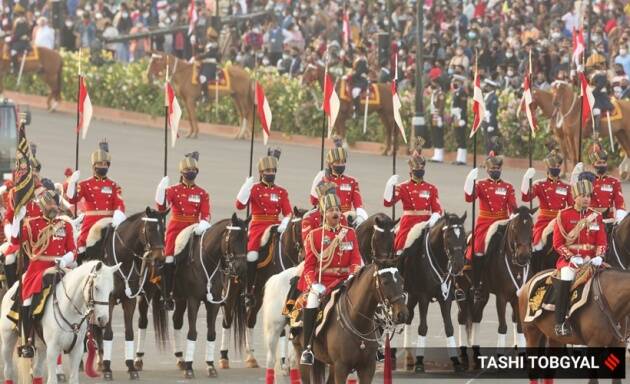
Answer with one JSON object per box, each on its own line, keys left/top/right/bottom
{"left": 95, "top": 167, "right": 108, "bottom": 177}
{"left": 412, "top": 169, "right": 425, "bottom": 179}
{"left": 548, "top": 168, "right": 561, "bottom": 177}
{"left": 263, "top": 174, "right": 276, "bottom": 184}
{"left": 596, "top": 165, "right": 607, "bottom": 175}
{"left": 488, "top": 170, "right": 501, "bottom": 180}
{"left": 183, "top": 170, "right": 198, "bottom": 181}
{"left": 332, "top": 165, "right": 346, "bottom": 175}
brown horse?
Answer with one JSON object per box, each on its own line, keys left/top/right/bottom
{"left": 356, "top": 213, "right": 396, "bottom": 264}
{"left": 302, "top": 63, "right": 398, "bottom": 155}
{"left": 293, "top": 263, "right": 409, "bottom": 384}
{"left": 145, "top": 52, "right": 254, "bottom": 139}
{"left": 0, "top": 42, "right": 63, "bottom": 111}
{"left": 551, "top": 81, "right": 630, "bottom": 178}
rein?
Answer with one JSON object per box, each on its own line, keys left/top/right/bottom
{"left": 610, "top": 224, "right": 630, "bottom": 270}
{"left": 198, "top": 224, "right": 243, "bottom": 304}
{"left": 552, "top": 85, "right": 577, "bottom": 127}
{"left": 423, "top": 222, "right": 464, "bottom": 300}
{"left": 501, "top": 217, "right": 530, "bottom": 291}
{"left": 593, "top": 271, "right": 629, "bottom": 343}
{"left": 278, "top": 217, "right": 303, "bottom": 271}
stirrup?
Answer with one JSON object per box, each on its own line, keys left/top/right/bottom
{"left": 554, "top": 322, "right": 572, "bottom": 337}
{"left": 454, "top": 288, "right": 466, "bottom": 302}
{"left": 242, "top": 292, "right": 255, "bottom": 308}
{"left": 300, "top": 348, "right": 314, "bottom": 366}
{"left": 472, "top": 287, "right": 483, "bottom": 303}
{"left": 163, "top": 295, "right": 174, "bottom": 311}
{"left": 18, "top": 344, "right": 35, "bottom": 358}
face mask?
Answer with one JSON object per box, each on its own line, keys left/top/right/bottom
{"left": 183, "top": 170, "right": 198, "bottom": 181}
{"left": 332, "top": 165, "right": 346, "bottom": 175}
{"left": 263, "top": 173, "right": 276, "bottom": 184}
{"left": 488, "top": 170, "right": 501, "bottom": 180}
{"left": 95, "top": 167, "right": 108, "bottom": 177}
{"left": 412, "top": 169, "right": 425, "bottom": 179}
{"left": 548, "top": 168, "right": 561, "bottom": 177}
{"left": 596, "top": 165, "right": 607, "bottom": 175}
{"left": 551, "top": 32, "right": 561, "bottom": 39}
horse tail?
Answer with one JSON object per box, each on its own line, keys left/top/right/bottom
{"left": 228, "top": 281, "right": 247, "bottom": 354}
{"left": 151, "top": 287, "right": 169, "bottom": 350}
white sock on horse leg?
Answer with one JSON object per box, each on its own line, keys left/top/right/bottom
{"left": 205, "top": 341, "right": 215, "bottom": 363}
{"left": 185, "top": 339, "right": 196, "bottom": 363}
{"left": 517, "top": 333, "right": 526, "bottom": 349}
{"left": 403, "top": 324, "right": 411, "bottom": 348}
{"left": 446, "top": 336, "right": 457, "bottom": 357}
{"left": 125, "top": 341, "right": 134, "bottom": 361}
{"left": 103, "top": 340, "right": 113, "bottom": 362}
{"left": 458, "top": 324, "right": 468, "bottom": 347}
{"left": 415, "top": 336, "right": 426, "bottom": 357}
{"left": 246, "top": 328, "right": 255, "bottom": 354}
{"left": 471, "top": 323, "right": 480, "bottom": 346}
{"left": 497, "top": 333, "right": 507, "bottom": 349}
{"left": 279, "top": 335, "right": 287, "bottom": 359}
{"left": 136, "top": 328, "right": 146, "bottom": 355}
{"left": 173, "top": 329, "right": 184, "bottom": 356}
{"left": 220, "top": 327, "right": 231, "bottom": 352}
{"left": 512, "top": 322, "right": 519, "bottom": 347}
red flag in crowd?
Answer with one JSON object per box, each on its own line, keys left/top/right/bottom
{"left": 77, "top": 76, "right": 93, "bottom": 140}
{"left": 470, "top": 70, "right": 485, "bottom": 138}
{"left": 256, "top": 81, "right": 272, "bottom": 144}
{"left": 165, "top": 82, "right": 182, "bottom": 147}
{"left": 391, "top": 54, "right": 407, "bottom": 144}
{"left": 322, "top": 70, "right": 340, "bottom": 137}
{"left": 187, "top": 0, "right": 198, "bottom": 35}
{"left": 579, "top": 72, "right": 595, "bottom": 128}
{"left": 522, "top": 74, "right": 538, "bottom": 135}
{"left": 572, "top": 28, "right": 585, "bottom": 67}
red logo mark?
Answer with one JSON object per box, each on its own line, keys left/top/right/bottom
{"left": 604, "top": 354, "right": 620, "bottom": 371}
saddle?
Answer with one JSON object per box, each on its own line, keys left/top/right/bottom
{"left": 602, "top": 98, "right": 623, "bottom": 122}
{"left": 7, "top": 268, "right": 64, "bottom": 326}
{"left": 523, "top": 264, "right": 604, "bottom": 323}
{"left": 285, "top": 279, "right": 346, "bottom": 337}
{"left": 2, "top": 44, "right": 39, "bottom": 61}
{"left": 339, "top": 77, "right": 380, "bottom": 105}
{"left": 192, "top": 63, "right": 230, "bottom": 90}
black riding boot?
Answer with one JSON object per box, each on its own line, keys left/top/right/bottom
{"left": 593, "top": 114, "right": 602, "bottom": 139}
{"left": 243, "top": 260, "right": 257, "bottom": 308}
{"left": 554, "top": 279, "right": 572, "bottom": 337}
{"left": 161, "top": 263, "right": 175, "bottom": 311}
{"left": 201, "top": 81, "right": 210, "bottom": 103}
{"left": 4, "top": 263, "right": 17, "bottom": 288}
{"left": 18, "top": 305, "right": 34, "bottom": 358}
{"left": 11, "top": 55, "right": 19, "bottom": 75}
{"left": 472, "top": 256, "right": 485, "bottom": 303}
{"left": 300, "top": 308, "right": 318, "bottom": 366}
{"left": 353, "top": 97, "right": 361, "bottom": 119}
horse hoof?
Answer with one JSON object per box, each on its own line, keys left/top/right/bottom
{"left": 97, "top": 361, "right": 104, "bottom": 372}
{"left": 414, "top": 363, "right": 425, "bottom": 374}
{"left": 56, "top": 373, "right": 67, "bottom": 383}
{"left": 218, "top": 358, "right": 229, "bottom": 369}
{"left": 281, "top": 363, "right": 289, "bottom": 376}
{"left": 134, "top": 358, "right": 143, "bottom": 371}
{"left": 79, "top": 360, "right": 84, "bottom": 372}
{"left": 245, "top": 356, "right": 259, "bottom": 368}
{"left": 129, "top": 370, "right": 140, "bottom": 380}
{"left": 177, "top": 360, "right": 187, "bottom": 370}
{"left": 405, "top": 351, "right": 415, "bottom": 371}
{"left": 103, "top": 370, "right": 113, "bottom": 381}
{"left": 452, "top": 361, "right": 464, "bottom": 373}
{"left": 207, "top": 363, "right": 218, "bottom": 378}
{"left": 184, "top": 369, "right": 195, "bottom": 379}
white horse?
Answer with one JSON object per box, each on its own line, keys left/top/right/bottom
{"left": 0, "top": 260, "right": 120, "bottom": 384}
{"left": 261, "top": 263, "right": 303, "bottom": 384}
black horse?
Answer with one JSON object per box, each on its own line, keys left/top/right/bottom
{"left": 87, "top": 207, "right": 168, "bottom": 380}
{"left": 400, "top": 212, "right": 467, "bottom": 373}
{"left": 356, "top": 213, "right": 396, "bottom": 265}
{"left": 605, "top": 214, "right": 630, "bottom": 270}
{"left": 169, "top": 214, "right": 249, "bottom": 378}
{"left": 456, "top": 206, "right": 535, "bottom": 369}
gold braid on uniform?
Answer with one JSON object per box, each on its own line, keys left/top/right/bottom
{"left": 555, "top": 211, "right": 598, "bottom": 246}
{"left": 23, "top": 220, "right": 64, "bottom": 260}
{"left": 308, "top": 228, "right": 347, "bottom": 271}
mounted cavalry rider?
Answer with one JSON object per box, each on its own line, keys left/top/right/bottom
{"left": 383, "top": 139, "right": 442, "bottom": 255}
{"left": 482, "top": 79, "right": 500, "bottom": 154}
{"left": 236, "top": 148, "right": 292, "bottom": 307}
{"left": 578, "top": 143, "right": 626, "bottom": 222}
{"left": 9, "top": 190, "right": 76, "bottom": 358}
{"left": 197, "top": 27, "right": 221, "bottom": 103}
{"left": 309, "top": 137, "right": 368, "bottom": 227}
{"left": 586, "top": 52, "right": 614, "bottom": 136}
{"left": 297, "top": 192, "right": 361, "bottom": 366}
{"left": 522, "top": 149, "right": 573, "bottom": 253}
{"left": 350, "top": 46, "right": 369, "bottom": 119}
{"left": 10, "top": 4, "right": 30, "bottom": 74}
{"left": 464, "top": 151, "right": 517, "bottom": 302}
{"left": 155, "top": 152, "right": 211, "bottom": 310}
{"left": 450, "top": 74, "right": 468, "bottom": 165}
{"left": 66, "top": 140, "right": 126, "bottom": 260}
{"left": 552, "top": 176, "right": 606, "bottom": 336}
{"left": 428, "top": 76, "right": 446, "bottom": 163}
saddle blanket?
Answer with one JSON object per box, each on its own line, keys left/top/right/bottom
{"left": 286, "top": 283, "right": 344, "bottom": 337}
{"left": 339, "top": 78, "right": 380, "bottom": 105}
{"left": 192, "top": 64, "right": 230, "bottom": 91}
{"left": 602, "top": 99, "right": 623, "bottom": 123}
{"left": 7, "top": 268, "right": 63, "bottom": 325}
{"left": 2, "top": 45, "right": 39, "bottom": 61}
{"left": 523, "top": 265, "right": 600, "bottom": 323}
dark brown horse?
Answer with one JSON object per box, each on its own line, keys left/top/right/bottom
{"left": 169, "top": 214, "right": 249, "bottom": 379}
{"left": 87, "top": 208, "right": 168, "bottom": 380}
{"left": 0, "top": 42, "right": 63, "bottom": 111}
{"left": 605, "top": 214, "right": 630, "bottom": 270}
{"left": 145, "top": 52, "right": 254, "bottom": 139}
{"left": 301, "top": 63, "right": 398, "bottom": 155}
{"left": 456, "top": 206, "right": 535, "bottom": 369}
{"left": 356, "top": 213, "right": 396, "bottom": 264}
{"left": 400, "top": 212, "right": 467, "bottom": 373}
{"left": 293, "top": 263, "right": 409, "bottom": 384}
{"left": 220, "top": 207, "right": 307, "bottom": 369}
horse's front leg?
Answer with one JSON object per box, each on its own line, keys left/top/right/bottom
{"left": 183, "top": 298, "right": 201, "bottom": 378}
{"left": 68, "top": 333, "right": 86, "bottom": 384}
{"left": 439, "top": 298, "right": 463, "bottom": 371}
{"left": 134, "top": 293, "right": 149, "bottom": 370}
{"left": 121, "top": 297, "right": 139, "bottom": 379}
{"left": 403, "top": 295, "right": 418, "bottom": 371}
{"left": 414, "top": 295, "right": 430, "bottom": 373}
{"left": 203, "top": 300, "right": 219, "bottom": 377}
{"left": 219, "top": 320, "right": 231, "bottom": 369}
{"left": 495, "top": 294, "right": 508, "bottom": 353}
{"left": 44, "top": 342, "right": 59, "bottom": 384}
{"left": 332, "top": 362, "right": 351, "bottom": 384}
{"left": 101, "top": 300, "right": 116, "bottom": 380}
{"left": 172, "top": 298, "right": 187, "bottom": 370}
{"left": 509, "top": 296, "right": 526, "bottom": 349}
{"left": 356, "top": 360, "right": 376, "bottom": 384}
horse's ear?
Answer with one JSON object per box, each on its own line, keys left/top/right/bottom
{"left": 231, "top": 212, "right": 238, "bottom": 225}
{"left": 530, "top": 207, "right": 539, "bottom": 215}
{"left": 145, "top": 206, "right": 152, "bottom": 217}
{"left": 460, "top": 211, "right": 467, "bottom": 223}
{"left": 95, "top": 261, "right": 103, "bottom": 271}
{"left": 374, "top": 215, "right": 382, "bottom": 227}
{"left": 293, "top": 206, "right": 300, "bottom": 216}
{"left": 110, "top": 262, "right": 123, "bottom": 272}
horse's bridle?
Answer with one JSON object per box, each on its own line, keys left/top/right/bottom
{"left": 422, "top": 221, "right": 465, "bottom": 300}
{"left": 370, "top": 223, "right": 395, "bottom": 260}
{"left": 220, "top": 224, "right": 246, "bottom": 277}
{"left": 501, "top": 214, "right": 531, "bottom": 291}
{"left": 504, "top": 215, "right": 532, "bottom": 268}
{"left": 440, "top": 222, "right": 466, "bottom": 274}
{"left": 551, "top": 82, "right": 578, "bottom": 125}
{"left": 278, "top": 217, "right": 303, "bottom": 270}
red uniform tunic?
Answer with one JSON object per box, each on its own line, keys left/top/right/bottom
{"left": 13, "top": 217, "right": 75, "bottom": 300}
{"left": 309, "top": 174, "right": 363, "bottom": 213}
{"left": 384, "top": 179, "right": 443, "bottom": 252}
{"left": 157, "top": 182, "right": 210, "bottom": 257}
{"left": 236, "top": 182, "right": 291, "bottom": 252}
{"left": 465, "top": 178, "right": 517, "bottom": 258}
{"left": 591, "top": 175, "right": 625, "bottom": 219}
{"left": 552, "top": 207, "right": 607, "bottom": 268}
{"left": 522, "top": 178, "right": 573, "bottom": 245}
{"left": 297, "top": 225, "right": 362, "bottom": 293}
{"left": 301, "top": 208, "right": 348, "bottom": 244}
{"left": 67, "top": 177, "right": 125, "bottom": 249}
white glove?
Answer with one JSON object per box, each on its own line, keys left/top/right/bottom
{"left": 59, "top": 251, "right": 74, "bottom": 269}
{"left": 66, "top": 170, "right": 80, "bottom": 199}
{"left": 487, "top": 126, "right": 495, "bottom": 132}
{"left": 3, "top": 223, "right": 10, "bottom": 241}
{"left": 570, "top": 256, "right": 584, "bottom": 266}
{"left": 310, "top": 283, "right": 326, "bottom": 295}
{"left": 428, "top": 212, "right": 441, "bottom": 227}
{"left": 155, "top": 176, "right": 169, "bottom": 206}
{"left": 112, "top": 210, "right": 126, "bottom": 228}
{"left": 615, "top": 209, "right": 627, "bottom": 223}
{"left": 356, "top": 207, "right": 368, "bottom": 222}
{"left": 458, "top": 119, "right": 466, "bottom": 127}
{"left": 590, "top": 256, "right": 603, "bottom": 267}
{"left": 237, "top": 176, "right": 255, "bottom": 205}
{"left": 451, "top": 107, "right": 461, "bottom": 120}
{"left": 570, "top": 162, "right": 584, "bottom": 185}
{"left": 520, "top": 167, "right": 536, "bottom": 195}
{"left": 309, "top": 170, "right": 325, "bottom": 199}
{"left": 194, "top": 219, "right": 211, "bottom": 235}
{"left": 0, "top": 184, "right": 6, "bottom": 194}
{"left": 11, "top": 206, "right": 26, "bottom": 238}
{"left": 464, "top": 168, "right": 479, "bottom": 195}
{"left": 383, "top": 175, "right": 399, "bottom": 203}
{"left": 277, "top": 216, "right": 290, "bottom": 233}
{"left": 484, "top": 110, "right": 490, "bottom": 122}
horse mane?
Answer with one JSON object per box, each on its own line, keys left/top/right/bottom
{"left": 346, "top": 264, "right": 377, "bottom": 290}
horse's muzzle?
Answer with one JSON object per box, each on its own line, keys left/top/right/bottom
{"left": 393, "top": 305, "right": 409, "bottom": 325}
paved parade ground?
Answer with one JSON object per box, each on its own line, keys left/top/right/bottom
{"left": 8, "top": 108, "right": 630, "bottom": 383}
